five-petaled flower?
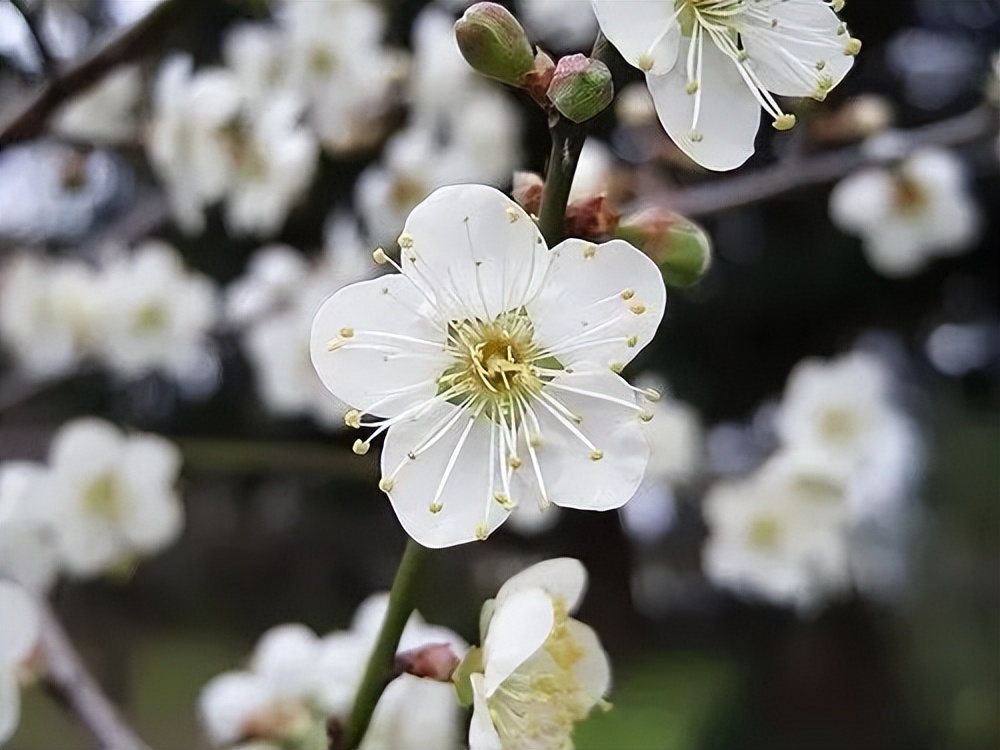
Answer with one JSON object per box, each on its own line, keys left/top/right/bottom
{"left": 310, "top": 184, "right": 665, "bottom": 548}
{"left": 592, "top": 0, "right": 859, "bottom": 170}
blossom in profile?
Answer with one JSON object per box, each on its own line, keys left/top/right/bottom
{"left": 311, "top": 184, "right": 665, "bottom": 547}
{"left": 456, "top": 558, "right": 611, "bottom": 750}
{"left": 592, "top": 0, "right": 859, "bottom": 170}
{"left": 0, "top": 580, "right": 39, "bottom": 745}
{"left": 829, "top": 147, "right": 981, "bottom": 277}
{"left": 29, "top": 419, "right": 183, "bottom": 577}
{"left": 198, "top": 595, "right": 464, "bottom": 750}
{"left": 0, "top": 462, "right": 60, "bottom": 593}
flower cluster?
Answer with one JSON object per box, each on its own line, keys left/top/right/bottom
{"left": 0, "top": 418, "right": 184, "bottom": 584}
{"left": 0, "top": 242, "right": 218, "bottom": 382}
{"left": 199, "top": 594, "right": 465, "bottom": 750}
{"left": 703, "top": 350, "right": 920, "bottom": 609}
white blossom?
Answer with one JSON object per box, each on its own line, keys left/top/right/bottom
{"left": 0, "top": 463, "right": 60, "bottom": 593}
{"left": 0, "top": 580, "right": 40, "bottom": 746}
{"left": 518, "top": 0, "right": 598, "bottom": 50}
{"left": 702, "top": 449, "right": 852, "bottom": 610}
{"left": 311, "top": 185, "right": 665, "bottom": 548}
{"left": 92, "top": 241, "right": 218, "bottom": 381}
{"left": 53, "top": 65, "right": 142, "bottom": 144}
{"left": 461, "top": 558, "right": 611, "bottom": 750}
{"left": 224, "top": 245, "right": 311, "bottom": 328}
{"left": 829, "top": 147, "right": 981, "bottom": 277}
{"left": 0, "top": 254, "right": 99, "bottom": 378}
{"left": 592, "top": 0, "right": 859, "bottom": 170}
{"left": 28, "top": 418, "right": 183, "bottom": 577}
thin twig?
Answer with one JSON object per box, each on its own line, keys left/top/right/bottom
{"left": 36, "top": 596, "right": 153, "bottom": 750}
{"left": 8, "top": 0, "right": 56, "bottom": 75}
{"left": 0, "top": 0, "right": 198, "bottom": 150}
{"left": 667, "top": 107, "right": 998, "bottom": 219}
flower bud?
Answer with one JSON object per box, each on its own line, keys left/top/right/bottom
{"left": 454, "top": 3, "right": 534, "bottom": 87}
{"left": 546, "top": 54, "right": 614, "bottom": 123}
{"left": 616, "top": 209, "right": 712, "bottom": 287}
{"left": 512, "top": 171, "right": 544, "bottom": 215}
{"left": 566, "top": 195, "right": 619, "bottom": 239}
{"left": 394, "top": 643, "right": 461, "bottom": 682}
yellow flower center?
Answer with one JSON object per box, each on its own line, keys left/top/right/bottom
{"left": 82, "top": 472, "right": 123, "bottom": 520}
{"left": 748, "top": 514, "right": 781, "bottom": 549}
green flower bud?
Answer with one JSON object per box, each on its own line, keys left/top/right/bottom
{"left": 546, "top": 54, "right": 614, "bottom": 123}
{"left": 616, "top": 209, "right": 712, "bottom": 287}
{"left": 454, "top": 3, "right": 534, "bottom": 87}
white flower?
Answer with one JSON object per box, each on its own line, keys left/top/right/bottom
{"left": 702, "top": 449, "right": 852, "bottom": 609}
{"left": 829, "top": 147, "right": 981, "bottom": 277}
{"left": 224, "top": 245, "right": 312, "bottom": 328}
{"left": 774, "top": 350, "right": 919, "bottom": 520}
{"left": 519, "top": 0, "right": 598, "bottom": 50}
{"left": 0, "top": 580, "right": 40, "bottom": 746}
{"left": 568, "top": 139, "right": 614, "bottom": 204}
{"left": 0, "top": 254, "right": 99, "bottom": 378}
{"left": 199, "top": 671, "right": 284, "bottom": 746}
{"left": 53, "top": 65, "right": 142, "bottom": 144}
{"left": 592, "top": 0, "right": 858, "bottom": 170}
{"left": 222, "top": 94, "right": 319, "bottom": 237}
{"left": 93, "top": 241, "right": 218, "bottom": 380}
{"left": 0, "top": 463, "right": 60, "bottom": 592}
{"left": 223, "top": 23, "right": 285, "bottom": 106}
{"left": 148, "top": 55, "right": 242, "bottom": 232}
{"left": 29, "top": 418, "right": 183, "bottom": 577}
{"left": 311, "top": 185, "right": 665, "bottom": 547}
{"left": 460, "top": 558, "right": 611, "bottom": 750}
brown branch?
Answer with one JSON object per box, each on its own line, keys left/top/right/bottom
{"left": 36, "top": 596, "right": 153, "bottom": 750}
{"left": 0, "top": 0, "right": 198, "bottom": 150}
{"left": 665, "top": 106, "right": 998, "bottom": 219}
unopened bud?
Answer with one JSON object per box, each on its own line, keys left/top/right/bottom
{"left": 616, "top": 209, "right": 712, "bottom": 287}
{"left": 454, "top": 3, "right": 534, "bottom": 87}
{"left": 565, "top": 194, "right": 619, "bottom": 239}
{"left": 395, "top": 643, "right": 461, "bottom": 682}
{"left": 512, "top": 171, "right": 544, "bottom": 215}
{"left": 546, "top": 54, "right": 614, "bottom": 123}
{"left": 523, "top": 50, "right": 556, "bottom": 106}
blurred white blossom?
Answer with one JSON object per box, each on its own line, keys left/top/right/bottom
{"left": 0, "top": 463, "right": 60, "bottom": 593}
{"left": 518, "top": 0, "right": 598, "bottom": 50}
{"left": 0, "top": 580, "right": 40, "bottom": 746}
{"left": 27, "top": 418, "right": 183, "bottom": 577}
{"left": 829, "top": 148, "right": 981, "bottom": 277}
{"left": 54, "top": 65, "right": 143, "bottom": 145}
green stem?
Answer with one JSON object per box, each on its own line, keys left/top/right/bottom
{"left": 341, "top": 538, "right": 428, "bottom": 750}
{"left": 537, "top": 117, "right": 587, "bottom": 246}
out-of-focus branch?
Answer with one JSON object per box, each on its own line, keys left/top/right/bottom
{"left": 9, "top": 0, "right": 56, "bottom": 75}
{"left": 667, "top": 107, "right": 998, "bottom": 219}
{"left": 0, "top": 0, "right": 197, "bottom": 150}
{"left": 36, "top": 596, "right": 153, "bottom": 750}
{"left": 177, "top": 437, "right": 377, "bottom": 478}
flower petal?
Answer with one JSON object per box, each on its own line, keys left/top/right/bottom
{"left": 528, "top": 238, "right": 665, "bottom": 372}
{"left": 742, "top": 0, "right": 854, "bottom": 99}
{"left": 469, "top": 674, "right": 502, "bottom": 750}
{"left": 482, "top": 587, "right": 554, "bottom": 696}
{"left": 513, "top": 371, "right": 650, "bottom": 511}
{"left": 120, "top": 434, "right": 182, "bottom": 489}
{"left": 495, "top": 558, "right": 587, "bottom": 614}
{"left": 118, "top": 489, "right": 183, "bottom": 552}
{"left": 591, "top": 0, "right": 680, "bottom": 75}
{"left": 380, "top": 403, "right": 510, "bottom": 548}
{"left": 310, "top": 275, "right": 451, "bottom": 419}
{"left": 0, "top": 667, "right": 20, "bottom": 746}
{"left": 0, "top": 581, "right": 38, "bottom": 666}
{"left": 49, "top": 418, "right": 122, "bottom": 481}
{"left": 646, "top": 39, "right": 761, "bottom": 171}
{"left": 399, "top": 184, "right": 549, "bottom": 320}
{"left": 567, "top": 619, "right": 611, "bottom": 703}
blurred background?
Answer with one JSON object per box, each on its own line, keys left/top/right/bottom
{"left": 0, "top": 0, "right": 997, "bottom": 748}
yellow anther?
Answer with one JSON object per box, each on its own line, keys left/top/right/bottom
{"left": 637, "top": 52, "right": 654, "bottom": 72}
{"left": 582, "top": 244, "right": 597, "bottom": 258}
{"left": 609, "top": 361, "right": 624, "bottom": 374}
{"left": 494, "top": 493, "right": 515, "bottom": 510}
{"left": 639, "top": 410, "right": 654, "bottom": 422}
{"left": 508, "top": 455, "right": 522, "bottom": 470}
{"left": 529, "top": 433, "right": 543, "bottom": 448}
{"left": 474, "top": 523, "right": 489, "bottom": 540}
{"left": 628, "top": 302, "right": 646, "bottom": 315}
{"left": 643, "top": 388, "right": 661, "bottom": 402}
{"left": 772, "top": 113, "right": 797, "bottom": 131}
{"left": 378, "top": 478, "right": 394, "bottom": 492}
{"left": 626, "top": 335, "right": 638, "bottom": 348}
{"left": 397, "top": 232, "right": 414, "bottom": 249}
{"left": 429, "top": 501, "right": 443, "bottom": 514}
{"left": 689, "top": 130, "right": 704, "bottom": 143}
{"left": 831, "top": 0, "right": 845, "bottom": 11}
{"left": 590, "top": 449, "right": 604, "bottom": 461}
{"left": 352, "top": 439, "right": 370, "bottom": 455}
{"left": 621, "top": 289, "right": 635, "bottom": 300}
{"left": 815, "top": 60, "right": 827, "bottom": 71}
{"left": 844, "top": 37, "right": 862, "bottom": 56}
{"left": 685, "top": 80, "right": 700, "bottom": 95}
{"left": 344, "top": 409, "right": 362, "bottom": 429}
{"left": 339, "top": 327, "right": 354, "bottom": 338}
{"left": 372, "top": 248, "right": 389, "bottom": 264}
{"left": 505, "top": 207, "right": 520, "bottom": 223}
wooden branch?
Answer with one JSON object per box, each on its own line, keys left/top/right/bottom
{"left": 36, "top": 596, "right": 153, "bottom": 750}
{"left": 0, "top": 0, "right": 198, "bottom": 150}
{"left": 666, "top": 107, "right": 998, "bottom": 219}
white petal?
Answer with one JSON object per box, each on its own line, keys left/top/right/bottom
{"left": 310, "top": 275, "right": 451, "bottom": 419}
{"left": 567, "top": 619, "right": 611, "bottom": 703}
{"left": 119, "top": 489, "right": 183, "bottom": 552}
{"left": 0, "top": 667, "right": 20, "bottom": 746}
{"left": 828, "top": 169, "right": 895, "bottom": 232}
{"left": 513, "top": 372, "right": 650, "bottom": 511}
{"left": 198, "top": 671, "right": 275, "bottom": 746}
{"left": 528, "top": 238, "right": 665, "bottom": 372}
{"left": 646, "top": 39, "right": 761, "bottom": 171}
{"left": 49, "top": 418, "right": 122, "bottom": 481}
{"left": 742, "top": 0, "right": 854, "bottom": 99}
{"left": 399, "top": 184, "right": 550, "bottom": 320}
{"left": 495, "top": 558, "right": 587, "bottom": 614}
{"left": 251, "top": 623, "right": 322, "bottom": 699}
{"left": 469, "top": 674, "right": 502, "bottom": 750}
{"left": 591, "top": 0, "right": 680, "bottom": 75}
{"left": 315, "top": 632, "right": 370, "bottom": 716}
{"left": 120, "top": 434, "right": 182, "bottom": 489}
{"left": 55, "top": 516, "right": 123, "bottom": 576}
{"left": 0, "top": 581, "right": 38, "bottom": 665}
{"left": 482, "top": 587, "right": 554, "bottom": 696}
{"left": 380, "top": 403, "right": 510, "bottom": 548}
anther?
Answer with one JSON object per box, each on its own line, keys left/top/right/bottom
{"left": 685, "top": 80, "right": 700, "bottom": 95}
{"left": 339, "top": 327, "right": 355, "bottom": 338}
{"left": 474, "top": 523, "right": 489, "bottom": 540}
{"left": 628, "top": 302, "right": 646, "bottom": 315}
{"left": 844, "top": 38, "right": 862, "bottom": 56}
{"left": 637, "top": 53, "right": 654, "bottom": 72}
{"left": 590, "top": 449, "right": 604, "bottom": 461}
{"left": 352, "top": 439, "right": 370, "bottom": 455}
{"left": 582, "top": 244, "right": 597, "bottom": 259}
{"left": 772, "top": 114, "right": 796, "bottom": 131}
{"left": 643, "top": 387, "right": 661, "bottom": 402}
{"left": 689, "top": 130, "right": 704, "bottom": 143}
{"left": 620, "top": 289, "right": 635, "bottom": 300}
{"left": 372, "top": 248, "right": 389, "bottom": 264}
{"left": 639, "top": 410, "right": 654, "bottom": 422}
{"left": 505, "top": 207, "right": 520, "bottom": 223}
{"left": 508, "top": 456, "right": 522, "bottom": 470}
{"left": 529, "top": 433, "right": 543, "bottom": 448}
{"left": 429, "top": 501, "right": 443, "bottom": 514}
{"left": 494, "top": 493, "right": 515, "bottom": 510}
{"left": 344, "top": 409, "right": 362, "bottom": 429}
{"left": 378, "top": 478, "right": 394, "bottom": 492}
{"left": 609, "top": 361, "right": 624, "bottom": 374}
{"left": 626, "top": 335, "right": 638, "bottom": 348}
{"left": 398, "top": 232, "right": 414, "bottom": 249}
